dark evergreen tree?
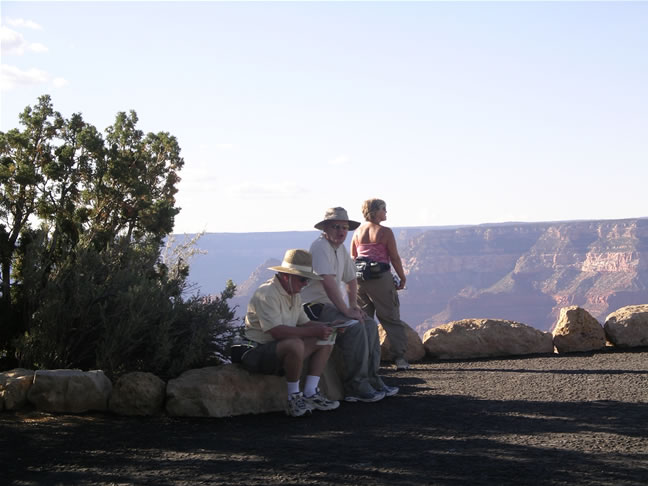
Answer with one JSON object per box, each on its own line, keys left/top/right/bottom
{"left": 0, "top": 96, "right": 237, "bottom": 376}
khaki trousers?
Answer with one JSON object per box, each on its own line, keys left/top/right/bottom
{"left": 357, "top": 271, "right": 409, "bottom": 360}
{"left": 318, "top": 304, "right": 385, "bottom": 396}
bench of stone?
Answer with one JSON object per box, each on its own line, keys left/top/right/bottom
{"left": 0, "top": 364, "right": 343, "bottom": 418}
{"left": 0, "top": 369, "right": 112, "bottom": 413}
{"left": 165, "top": 349, "right": 345, "bottom": 418}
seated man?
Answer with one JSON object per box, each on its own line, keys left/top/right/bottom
{"left": 301, "top": 207, "right": 399, "bottom": 403}
{"left": 241, "top": 249, "right": 340, "bottom": 417}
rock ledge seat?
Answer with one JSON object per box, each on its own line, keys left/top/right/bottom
{"left": 3, "top": 304, "right": 648, "bottom": 417}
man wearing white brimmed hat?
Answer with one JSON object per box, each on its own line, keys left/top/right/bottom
{"left": 242, "top": 249, "right": 341, "bottom": 417}
{"left": 301, "top": 207, "right": 398, "bottom": 403}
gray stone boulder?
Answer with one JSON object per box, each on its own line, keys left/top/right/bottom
{"left": 109, "top": 371, "right": 166, "bottom": 416}
{"left": 552, "top": 306, "right": 606, "bottom": 353}
{"left": 423, "top": 318, "right": 554, "bottom": 360}
{"left": 0, "top": 368, "right": 35, "bottom": 411}
{"left": 604, "top": 304, "right": 648, "bottom": 348}
{"left": 166, "top": 365, "right": 285, "bottom": 418}
{"left": 27, "top": 369, "right": 112, "bottom": 413}
{"left": 379, "top": 323, "right": 426, "bottom": 362}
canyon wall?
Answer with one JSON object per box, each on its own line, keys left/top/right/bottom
{"left": 398, "top": 219, "right": 648, "bottom": 334}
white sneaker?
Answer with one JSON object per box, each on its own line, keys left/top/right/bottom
{"left": 344, "top": 389, "right": 386, "bottom": 403}
{"left": 380, "top": 384, "right": 399, "bottom": 397}
{"left": 286, "top": 392, "right": 313, "bottom": 417}
{"left": 395, "top": 357, "right": 410, "bottom": 370}
{"left": 303, "top": 389, "right": 340, "bottom": 411}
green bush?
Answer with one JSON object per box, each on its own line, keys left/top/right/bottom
{"left": 15, "top": 237, "right": 239, "bottom": 380}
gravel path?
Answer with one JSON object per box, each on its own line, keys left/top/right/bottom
{"left": 2, "top": 348, "right": 648, "bottom": 485}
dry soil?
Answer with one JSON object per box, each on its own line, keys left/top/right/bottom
{"left": 2, "top": 348, "right": 648, "bottom": 485}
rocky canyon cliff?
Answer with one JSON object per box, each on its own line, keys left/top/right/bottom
{"left": 398, "top": 218, "right": 648, "bottom": 334}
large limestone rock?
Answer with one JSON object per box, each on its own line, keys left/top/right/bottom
{"left": 423, "top": 319, "right": 553, "bottom": 360}
{"left": 552, "top": 306, "right": 606, "bottom": 353}
{"left": 604, "top": 304, "right": 648, "bottom": 347}
{"left": 166, "top": 365, "right": 285, "bottom": 417}
{"left": 379, "top": 324, "right": 426, "bottom": 362}
{"left": 27, "top": 369, "right": 112, "bottom": 413}
{"left": 109, "top": 371, "right": 166, "bottom": 416}
{"left": 0, "top": 368, "right": 35, "bottom": 411}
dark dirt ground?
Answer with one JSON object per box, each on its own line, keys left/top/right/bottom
{"left": 2, "top": 348, "right": 648, "bottom": 486}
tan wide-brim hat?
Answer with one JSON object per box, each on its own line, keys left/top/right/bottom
{"left": 314, "top": 207, "right": 360, "bottom": 231}
{"left": 268, "top": 249, "right": 323, "bottom": 280}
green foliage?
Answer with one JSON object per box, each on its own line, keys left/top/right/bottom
{"left": 16, "top": 238, "right": 238, "bottom": 379}
{"left": 1, "top": 96, "right": 237, "bottom": 377}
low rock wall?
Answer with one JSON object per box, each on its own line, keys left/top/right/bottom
{"left": 2, "top": 304, "right": 646, "bottom": 418}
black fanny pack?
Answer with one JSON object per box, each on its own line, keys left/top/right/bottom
{"left": 355, "top": 257, "right": 390, "bottom": 281}
{"left": 230, "top": 343, "right": 256, "bottom": 363}
{"left": 303, "top": 302, "right": 325, "bottom": 321}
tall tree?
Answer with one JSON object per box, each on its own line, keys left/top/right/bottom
{"left": 1, "top": 95, "right": 61, "bottom": 346}
{"left": 88, "top": 111, "right": 183, "bottom": 248}
{"left": 1, "top": 96, "right": 189, "bottom": 366}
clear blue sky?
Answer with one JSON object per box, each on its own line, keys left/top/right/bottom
{"left": 2, "top": 1, "right": 647, "bottom": 233}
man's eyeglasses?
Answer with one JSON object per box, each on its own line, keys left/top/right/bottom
{"left": 295, "top": 275, "right": 309, "bottom": 283}
{"left": 330, "top": 224, "right": 349, "bottom": 231}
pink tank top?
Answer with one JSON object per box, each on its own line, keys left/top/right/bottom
{"left": 356, "top": 243, "right": 390, "bottom": 264}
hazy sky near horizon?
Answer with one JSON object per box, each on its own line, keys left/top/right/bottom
{"left": 2, "top": 1, "right": 647, "bottom": 233}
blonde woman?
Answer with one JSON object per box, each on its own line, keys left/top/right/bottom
{"left": 351, "top": 199, "right": 411, "bottom": 370}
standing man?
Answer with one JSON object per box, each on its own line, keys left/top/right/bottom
{"left": 241, "top": 249, "right": 340, "bottom": 417}
{"left": 301, "top": 207, "right": 398, "bottom": 403}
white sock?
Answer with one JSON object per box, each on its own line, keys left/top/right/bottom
{"left": 304, "top": 375, "right": 320, "bottom": 397}
{"left": 287, "top": 381, "right": 300, "bottom": 396}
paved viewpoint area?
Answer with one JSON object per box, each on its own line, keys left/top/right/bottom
{"left": 2, "top": 349, "right": 648, "bottom": 486}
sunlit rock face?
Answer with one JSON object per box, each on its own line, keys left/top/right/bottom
{"left": 422, "top": 318, "right": 553, "bottom": 360}
{"left": 378, "top": 324, "right": 426, "bottom": 362}
{"left": 604, "top": 304, "right": 648, "bottom": 348}
{"left": 552, "top": 306, "right": 606, "bottom": 353}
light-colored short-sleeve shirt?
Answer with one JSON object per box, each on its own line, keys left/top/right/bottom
{"left": 245, "top": 275, "right": 310, "bottom": 344}
{"left": 300, "top": 234, "right": 356, "bottom": 305}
